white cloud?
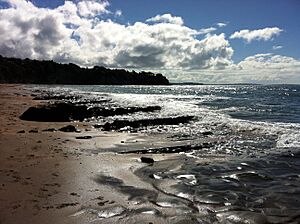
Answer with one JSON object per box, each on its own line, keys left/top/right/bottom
{"left": 115, "top": 9, "right": 122, "bottom": 17}
{"left": 216, "top": 22, "right": 227, "bottom": 27}
{"left": 146, "top": 13, "right": 184, "bottom": 25}
{"left": 77, "top": 0, "right": 110, "bottom": 17}
{"left": 0, "top": 0, "right": 71, "bottom": 59}
{"left": 230, "top": 27, "right": 283, "bottom": 43}
{"left": 272, "top": 45, "right": 283, "bottom": 50}
{"left": 198, "top": 27, "right": 216, "bottom": 35}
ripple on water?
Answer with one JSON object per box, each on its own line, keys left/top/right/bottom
{"left": 71, "top": 206, "right": 126, "bottom": 221}
{"left": 138, "top": 152, "right": 300, "bottom": 222}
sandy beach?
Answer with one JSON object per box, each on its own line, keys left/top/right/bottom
{"left": 0, "top": 84, "right": 188, "bottom": 224}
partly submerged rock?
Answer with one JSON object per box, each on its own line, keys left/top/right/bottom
{"left": 20, "top": 102, "right": 161, "bottom": 122}
{"left": 119, "top": 142, "right": 213, "bottom": 154}
{"left": 75, "top": 136, "right": 92, "bottom": 139}
{"left": 19, "top": 103, "right": 86, "bottom": 122}
{"left": 102, "top": 116, "right": 194, "bottom": 131}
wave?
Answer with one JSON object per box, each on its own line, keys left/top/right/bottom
{"left": 29, "top": 85, "right": 300, "bottom": 151}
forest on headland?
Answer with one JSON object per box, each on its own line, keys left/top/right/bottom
{"left": 0, "top": 55, "right": 170, "bottom": 85}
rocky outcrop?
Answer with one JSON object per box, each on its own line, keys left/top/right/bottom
{"left": 19, "top": 102, "right": 161, "bottom": 122}
{"left": 102, "top": 116, "right": 195, "bottom": 131}
{"left": 0, "top": 55, "right": 170, "bottom": 85}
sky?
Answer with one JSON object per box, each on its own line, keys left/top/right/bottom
{"left": 0, "top": 0, "right": 300, "bottom": 84}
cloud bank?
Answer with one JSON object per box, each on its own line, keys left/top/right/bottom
{"left": 0, "top": 1, "right": 232, "bottom": 70}
{"left": 230, "top": 27, "right": 283, "bottom": 43}
{"left": 0, "top": 0, "right": 299, "bottom": 84}
{"left": 171, "top": 54, "right": 300, "bottom": 84}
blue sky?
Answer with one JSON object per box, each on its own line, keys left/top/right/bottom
{"left": 0, "top": 0, "right": 299, "bottom": 83}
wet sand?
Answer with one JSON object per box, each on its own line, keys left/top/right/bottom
{"left": 0, "top": 84, "right": 186, "bottom": 224}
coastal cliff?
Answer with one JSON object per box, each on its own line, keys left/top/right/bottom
{"left": 0, "top": 56, "right": 169, "bottom": 85}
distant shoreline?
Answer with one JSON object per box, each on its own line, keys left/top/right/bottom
{"left": 0, "top": 55, "right": 170, "bottom": 85}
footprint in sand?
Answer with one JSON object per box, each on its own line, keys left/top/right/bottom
{"left": 70, "top": 192, "right": 80, "bottom": 197}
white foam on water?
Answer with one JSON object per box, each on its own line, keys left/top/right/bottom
{"left": 177, "top": 174, "right": 197, "bottom": 185}
{"left": 177, "top": 192, "right": 193, "bottom": 200}
{"left": 97, "top": 206, "right": 126, "bottom": 218}
{"left": 33, "top": 85, "right": 300, "bottom": 150}
{"left": 152, "top": 174, "right": 162, "bottom": 179}
{"left": 141, "top": 210, "right": 156, "bottom": 215}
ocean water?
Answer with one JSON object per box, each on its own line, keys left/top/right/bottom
{"left": 33, "top": 84, "right": 300, "bottom": 222}
{"left": 40, "top": 84, "right": 300, "bottom": 150}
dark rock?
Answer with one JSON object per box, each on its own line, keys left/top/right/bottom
{"left": 140, "top": 157, "right": 154, "bottom": 164}
{"left": 59, "top": 125, "right": 77, "bottom": 132}
{"left": 120, "top": 142, "right": 213, "bottom": 154}
{"left": 19, "top": 103, "right": 87, "bottom": 122}
{"left": 202, "top": 131, "right": 213, "bottom": 136}
{"left": 29, "top": 129, "right": 38, "bottom": 133}
{"left": 42, "top": 128, "right": 56, "bottom": 132}
{"left": 102, "top": 116, "right": 194, "bottom": 131}
{"left": 20, "top": 102, "right": 161, "bottom": 122}
{"left": 17, "top": 130, "right": 25, "bottom": 133}
{"left": 75, "top": 136, "right": 92, "bottom": 139}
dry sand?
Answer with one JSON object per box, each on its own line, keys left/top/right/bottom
{"left": 0, "top": 84, "right": 184, "bottom": 224}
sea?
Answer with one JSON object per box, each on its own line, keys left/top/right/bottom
{"left": 33, "top": 84, "right": 300, "bottom": 223}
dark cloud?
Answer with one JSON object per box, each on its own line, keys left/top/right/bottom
{"left": 114, "top": 45, "right": 165, "bottom": 68}
{"left": 33, "top": 15, "right": 64, "bottom": 56}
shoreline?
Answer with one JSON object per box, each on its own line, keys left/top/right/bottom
{"left": 0, "top": 84, "right": 202, "bottom": 224}
{"left": 1, "top": 84, "right": 300, "bottom": 223}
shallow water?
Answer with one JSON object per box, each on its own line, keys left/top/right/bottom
{"left": 137, "top": 151, "right": 300, "bottom": 223}
{"left": 31, "top": 84, "right": 300, "bottom": 222}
